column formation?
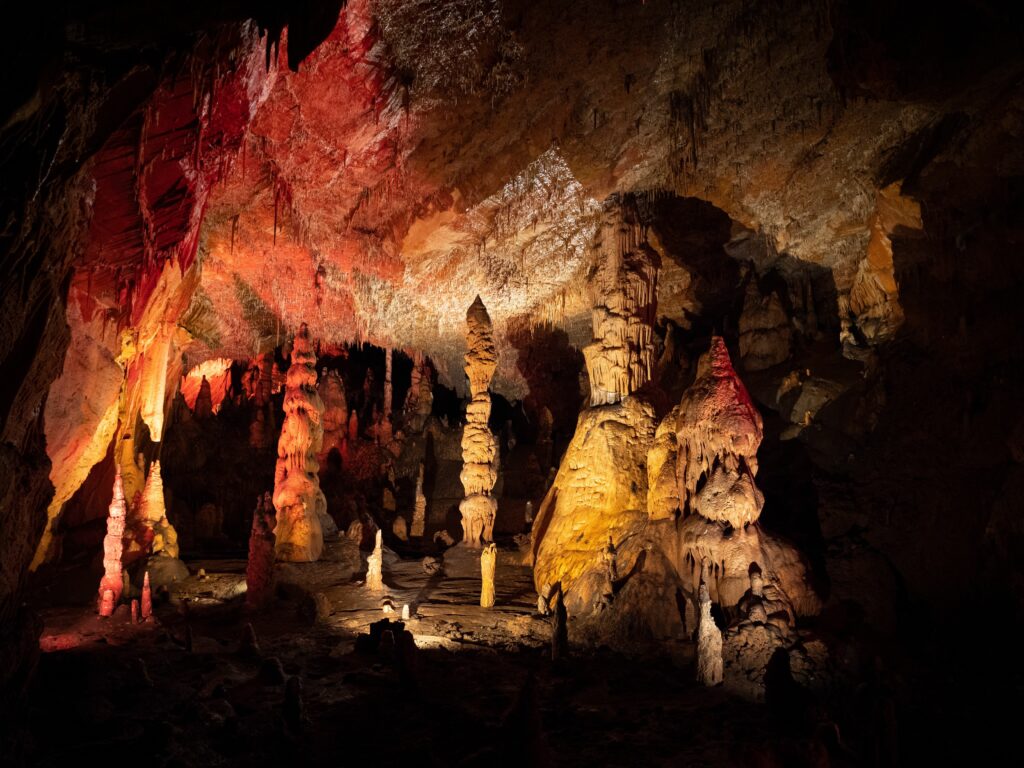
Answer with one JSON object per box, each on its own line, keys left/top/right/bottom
{"left": 459, "top": 296, "right": 498, "bottom": 546}
{"left": 273, "top": 323, "right": 326, "bottom": 562}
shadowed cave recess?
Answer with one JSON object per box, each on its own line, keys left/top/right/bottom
{"left": 2, "top": 1, "right": 1023, "bottom": 765}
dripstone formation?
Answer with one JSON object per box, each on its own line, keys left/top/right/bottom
{"left": 459, "top": 296, "right": 499, "bottom": 547}
{"left": 273, "top": 324, "right": 327, "bottom": 562}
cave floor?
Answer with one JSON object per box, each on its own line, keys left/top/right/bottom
{"left": 23, "top": 550, "right": 833, "bottom": 767}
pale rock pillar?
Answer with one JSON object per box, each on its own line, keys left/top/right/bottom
{"left": 411, "top": 463, "right": 427, "bottom": 537}
{"left": 480, "top": 543, "right": 497, "bottom": 608}
{"left": 273, "top": 323, "right": 326, "bottom": 562}
{"left": 459, "top": 296, "right": 499, "bottom": 546}
{"left": 97, "top": 469, "right": 127, "bottom": 615}
{"left": 140, "top": 461, "right": 179, "bottom": 558}
{"left": 366, "top": 529, "right": 384, "bottom": 591}
{"left": 696, "top": 580, "right": 723, "bottom": 686}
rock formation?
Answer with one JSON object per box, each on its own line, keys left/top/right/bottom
{"left": 459, "top": 296, "right": 499, "bottom": 547}
{"left": 696, "top": 581, "right": 723, "bottom": 686}
{"left": 194, "top": 376, "right": 213, "bottom": 419}
{"left": 366, "top": 529, "right": 384, "bottom": 591}
{"left": 317, "top": 367, "right": 348, "bottom": 464}
{"left": 139, "top": 461, "right": 179, "bottom": 558}
{"left": 411, "top": 463, "right": 427, "bottom": 538}
{"left": 273, "top": 323, "right": 326, "bottom": 562}
{"left": 532, "top": 199, "right": 659, "bottom": 612}
{"left": 738, "top": 279, "right": 792, "bottom": 371}
{"left": 97, "top": 470, "right": 127, "bottom": 616}
{"left": 480, "top": 543, "right": 497, "bottom": 608}
{"left": 246, "top": 493, "right": 276, "bottom": 610}
{"left": 141, "top": 571, "right": 152, "bottom": 620}
{"left": 404, "top": 354, "right": 433, "bottom": 432}
{"left": 648, "top": 337, "right": 820, "bottom": 615}
{"left": 582, "top": 201, "right": 659, "bottom": 406}
{"left": 392, "top": 516, "right": 408, "bottom": 541}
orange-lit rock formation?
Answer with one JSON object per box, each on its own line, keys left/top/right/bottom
{"left": 273, "top": 324, "right": 326, "bottom": 562}
{"left": 97, "top": 470, "right": 127, "bottom": 616}
{"left": 649, "top": 338, "right": 820, "bottom": 616}
{"left": 458, "top": 296, "right": 499, "bottom": 547}
{"left": 318, "top": 368, "right": 348, "bottom": 464}
{"left": 138, "top": 460, "right": 179, "bottom": 558}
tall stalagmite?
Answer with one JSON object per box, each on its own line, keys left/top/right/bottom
{"left": 139, "top": 460, "right": 179, "bottom": 558}
{"left": 273, "top": 323, "right": 326, "bottom": 562}
{"left": 459, "top": 296, "right": 499, "bottom": 547}
{"left": 532, "top": 199, "right": 659, "bottom": 609}
{"left": 317, "top": 367, "right": 348, "bottom": 465}
{"left": 97, "top": 470, "right": 127, "bottom": 616}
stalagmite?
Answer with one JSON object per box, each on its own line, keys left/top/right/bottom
{"left": 246, "top": 492, "right": 276, "bottom": 610}
{"left": 140, "top": 460, "right": 179, "bottom": 558}
{"left": 647, "top": 337, "right": 820, "bottom": 616}
{"left": 317, "top": 367, "right": 347, "bottom": 464}
{"left": 411, "top": 463, "right": 427, "bottom": 537}
{"left": 404, "top": 355, "right": 433, "bottom": 432}
{"left": 348, "top": 409, "right": 359, "bottom": 442}
{"left": 551, "top": 588, "right": 568, "bottom": 661}
{"left": 366, "top": 529, "right": 384, "bottom": 591}
{"left": 524, "top": 501, "right": 533, "bottom": 524}
{"left": 384, "top": 347, "right": 393, "bottom": 417}
{"left": 480, "top": 543, "right": 497, "bottom": 608}
{"left": 131, "top": 599, "right": 140, "bottom": 624}
{"left": 97, "top": 469, "right": 127, "bottom": 616}
{"left": 194, "top": 376, "right": 213, "bottom": 419}
{"left": 273, "top": 323, "right": 326, "bottom": 562}
{"left": 532, "top": 198, "right": 659, "bottom": 612}
{"left": 459, "top": 296, "right": 499, "bottom": 547}
{"left": 141, "top": 571, "right": 152, "bottom": 620}
{"left": 696, "top": 580, "right": 723, "bottom": 686}
{"left": 392, "top": 516, "right": 408, "bottom": 541}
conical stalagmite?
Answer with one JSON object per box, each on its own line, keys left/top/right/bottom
{"left": 411, "top": 463, "right": 427, "bottom": 538}
{"left": 140, "top": 460, "right": 178, "bottom": 558}
{"left": 273, "top": 324, "right": 326, "bottom": 562}
{"left": 696, "top": 581, "right": 723, "bottom": 686}
{"left": 459, "top": 296, "right": 499, "bottom": 547}
{"left": 366, "top": 529, "right": 384, "bottom": 591}
{"left": 97, "top": 469, "right": 127, "bottom": 616}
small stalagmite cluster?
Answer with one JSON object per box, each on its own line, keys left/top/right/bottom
{"left": 97, "top": 470, "right": 127, "bottom": 616}
{"left": 459, "top": 296, "right": 499, "bottom": 547}
{"left": 273, "top": 324, "right": 327, "bottom": 562}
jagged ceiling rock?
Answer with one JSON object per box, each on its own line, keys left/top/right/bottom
{"left": 175, "top": 0, "right": 1010, "bottom": 397}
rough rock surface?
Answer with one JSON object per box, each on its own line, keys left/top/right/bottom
{"left": 273, "top": 324, "right": 326, "bottom": 562}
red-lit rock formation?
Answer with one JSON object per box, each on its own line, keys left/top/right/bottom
{"left": 97, "top": 470, "right": 127, "bottom": 616}
{"left": 273, "top": 324, "right": 327, "bottom": 562}
{"left": 246, "top": 493, "right": 277, "bottom": 610}
{"left": 459, "top": 296, "right": 499, "bottom": 546}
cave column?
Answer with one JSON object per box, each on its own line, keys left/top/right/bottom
{"left": 384, "top": 347, "right": 393, "bottom": 418}
{"left": 273, "top": 323, "right": 326, "bottom": 562}
{"left": 582, "top": 198, "right": 658, "bottom": 406}
{"left": 459, "top": 296, "right": 499, "bottom": 547}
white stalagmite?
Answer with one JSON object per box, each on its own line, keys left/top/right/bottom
{"left": 366, "top": 529, "right": 384, "bottom": 591}
{"left": 696, "top": 580, "right": 723, "bottom": 686}
{"left": 97, "top": 469, "right": 127, "bottom": 616}
{"left": 480, "top": 543, "right": 497, "bottom": 608}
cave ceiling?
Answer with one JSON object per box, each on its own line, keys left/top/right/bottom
{"left": 68, "top": 0, "right": 1020, "bottom": 396}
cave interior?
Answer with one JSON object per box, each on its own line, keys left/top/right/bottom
{"left": 2, "top": 1, "right": 1024, "bottom": 765}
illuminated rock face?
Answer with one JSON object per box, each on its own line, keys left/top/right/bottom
{"left": 480, "top": 543, "right": 497, "bottom": 608}
{"left": 532, "top": 205, "right": 659, "bottom": 607}
{"left": 458, "top": 296, "right": 499, "bottom": 547}
{"left": 582, "top": 203, "right": 659, "bottom": 406}
{"left": 97, "top": 470, "right": 127, "bottom": 615}
{"left": 273, "top": 324, "right": 326, "bottom": 562}
{"left": 139, "top": 461, "right": 179, "bottom": 559}
{"left": 411, "top": 463, "right": 427, "bottom": 538}
{"left": 649, "top": 338, "right": 820, "bottom": 616}
{"left": 696, "top": 581, "right": 723, "bottom": 686}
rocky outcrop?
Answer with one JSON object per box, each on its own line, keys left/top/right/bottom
{"left": 458, "top": 296, "right": 499, "bottom": 546}
{"left": 273, "top": 324, "right": 326, "bottom": 562}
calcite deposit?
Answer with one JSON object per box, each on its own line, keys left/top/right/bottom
{"left": 480, "top": 543, "right": 497, "bottom": 608}
{"left": 273, "top": 324, "right": 326, "bottom": 562}
{"left": 246, "top": 493, "right": 277, "bottom": 610}
{"left": 139, "top": 461, "right": 179, "bottom": 558}
{"left": 458, "top": 297, "right": 499, "bottom": 546}
{"left": 97, "top": 470, "right": 127, "bottom": 616}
